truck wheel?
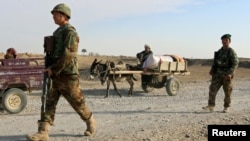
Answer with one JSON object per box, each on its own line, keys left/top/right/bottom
{"left": 141, "top": 83, "right": 154, "bottom": 93}
{"left": 2, "top": 88, "right": 27, "bottom": 114}
{"left": 166, "top": 77, "right": 180, "bottom": 96}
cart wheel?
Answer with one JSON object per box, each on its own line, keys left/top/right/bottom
{"left": 166, "top": 77, "right": 180, "bottom": 96}
{"left": 141, "top": 75, "right": 154, "bottom": 93}
{"left": 2, "top": 88, "right": 27, "bottom": 114}
{"left": 141, "top": 83, "right": 154, "bottom": 93}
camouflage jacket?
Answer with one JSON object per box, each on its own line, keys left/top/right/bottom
{"left": 211, "top": 47, "right": 239, "bottom": 75}
{"left": 50, "top": 23, "right": 80, "bottom": 76}
{"left": 4, "top": 53, "right": 15, "bottom": 59}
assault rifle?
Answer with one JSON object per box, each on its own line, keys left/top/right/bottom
{"left": 42, "top": 36, "right": 54, "bottom": 113}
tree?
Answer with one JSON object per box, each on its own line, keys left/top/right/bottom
{"left": 81, "top": 48, "right": 87, "bottom": 55}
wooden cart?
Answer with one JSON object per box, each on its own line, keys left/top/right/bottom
{"left": 109, "top": 61, "right": 190, "bottom": 96}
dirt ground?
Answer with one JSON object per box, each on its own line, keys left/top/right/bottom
{"left": 0, "top": 54, "right": 250, "bottom": 141}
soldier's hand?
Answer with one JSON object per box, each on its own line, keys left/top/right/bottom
{"left": 209, "top": 70, "right": 213, "bottom": 75}
{"left": 226, "top": 74, "right": 232, "bottom": 80}
{"left": 44, "top": 68, "right": 53, "bottom": 77}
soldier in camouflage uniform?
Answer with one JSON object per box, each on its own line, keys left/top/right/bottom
{"left": 202, "top": 34, "right": 239, "bottom": 113}
{"left": 27, "top": 3, "right": 96, "bottom": 141}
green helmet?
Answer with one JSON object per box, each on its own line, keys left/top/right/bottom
{"left": 51, "top": 3, "right": 71, "bottom": 19}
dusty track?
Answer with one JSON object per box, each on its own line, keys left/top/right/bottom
{"left": 0, "top": 55, "right": 250, "bottom": 141}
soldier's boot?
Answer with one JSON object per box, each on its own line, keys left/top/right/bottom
{"left": 223, "top": 107, "right": 229, "bottom": 113}
{"left": 84, "top": 114, "right": 97, "bottom": 136}
{"left": 202, "top": 106, "right": 214, "bottom": 112}
{"left": 26, "top": 121, "right": 50, "bottom": 141}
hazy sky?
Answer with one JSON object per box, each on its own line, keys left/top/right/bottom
{"left": 1, "top": 0, "right": 249, "bottom": 58}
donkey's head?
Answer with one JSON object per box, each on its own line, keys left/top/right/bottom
{"left": 89, "top": 58, "right": 102, "bottom": 79}
{"left": 89, "top": 58, "right": 110, "bottom": 84}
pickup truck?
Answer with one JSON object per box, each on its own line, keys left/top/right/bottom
{"left": 0, "top": 58, "right": 44, "bottom": 114}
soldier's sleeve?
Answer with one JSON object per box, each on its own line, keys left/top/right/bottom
{"left": 226, "top": 48, "right": 239, "bottom": 75}
{"left": 50, "top": 30, "right": 78, "bottom": 76}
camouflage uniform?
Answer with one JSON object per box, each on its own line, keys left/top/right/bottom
{"left": 4, "top": 53, "right": 15, "bottom": 59}
{"left": 208, "top": 46, "right": 239, "bottom": 109}
{"left": 40, "top": 23, "right": 92, "bottom": 124}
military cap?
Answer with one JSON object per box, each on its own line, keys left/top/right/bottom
{"left": 221, "top": 34, "right": 231, "bottom": 40}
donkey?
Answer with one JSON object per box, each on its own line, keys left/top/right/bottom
{"left": 89, "top": 58, "right": 137, "bottom": 98}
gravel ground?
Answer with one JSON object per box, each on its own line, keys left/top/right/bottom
{"left": 0, "top": 66, "right": 250, "bottom": 141}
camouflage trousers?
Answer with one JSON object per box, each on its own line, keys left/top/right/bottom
{"left": 40, "top": 74, "right": 92, "bottom": 125}
{"left": 208, "top": 74, "right": 233, "bottom": 107}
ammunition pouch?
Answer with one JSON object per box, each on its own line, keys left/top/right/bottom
{"left": 44, "top": 36, "right": 55, "bottom": 52}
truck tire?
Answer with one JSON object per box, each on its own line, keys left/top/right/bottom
{"left": 2, "top": 88, "right": 27, "bottom": 114}
{"left": 141, "top": 83, "right": 154, "bottom": 93}
{"left": 166, "top": 77, "right": 180, "bottom": 96}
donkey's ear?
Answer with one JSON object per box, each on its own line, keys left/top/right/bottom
{"left": 107, "top": 60, "right": 112, "bottom": 67}
{"left": 110, "top": 61, "right": 115, "bottom": 67}
{"left": 92, "top": 58, "right": 97, "bottom": 64}
{"left": 98, "top": 60, "right": 102, "bottom": 63}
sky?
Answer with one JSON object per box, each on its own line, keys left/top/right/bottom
{"left": 1, "top": 0, "right": 249, "bottom": 58}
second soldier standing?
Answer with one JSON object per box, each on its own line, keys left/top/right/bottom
{"left": 202, "top": 34, "right": 239, "bottom": 113}
{"left": 27, "top": 3, "right": 96, "bottom": 141}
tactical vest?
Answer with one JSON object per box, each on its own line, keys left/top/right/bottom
{"left": 214, "top": 47, "right": 233, "bottom": 73}
{"left": 51, "top": 23, "right": 79, "bottom": 58}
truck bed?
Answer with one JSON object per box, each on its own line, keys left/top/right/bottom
{"left": 0, "top": 58, "right": 44, "bottom": 90}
